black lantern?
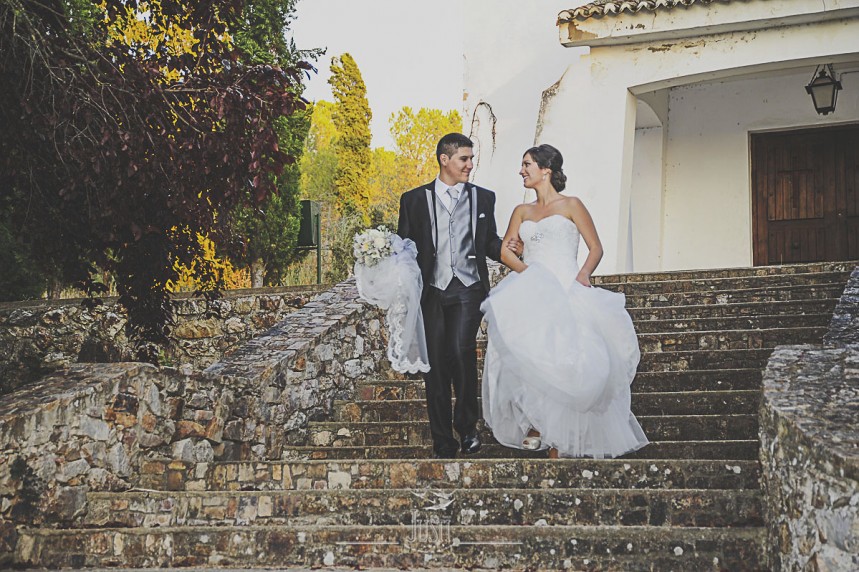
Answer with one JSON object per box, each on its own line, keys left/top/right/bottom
{"left": 805, "top": 64, "right": 842, "bottom": 115}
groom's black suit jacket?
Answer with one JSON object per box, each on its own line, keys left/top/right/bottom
{"left": 398, "top": 182, "right": 504, "bottom": 296}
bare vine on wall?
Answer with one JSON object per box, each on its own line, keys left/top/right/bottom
{"left": 535, "top": 78, "right": 562, "bottom": 144}
{"left": 468, "top": 101, "right": 498, "bottom": 173}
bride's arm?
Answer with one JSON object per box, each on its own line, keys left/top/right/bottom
{"left": 568, "top": 198, "right": 603, "bottom": 287}
{"left": 501, "top": 206, "right": 528, "bottom": 273}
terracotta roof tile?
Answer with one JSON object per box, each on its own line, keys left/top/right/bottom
{"left": 560, "top": 0, "right": 741, "bottom": 22}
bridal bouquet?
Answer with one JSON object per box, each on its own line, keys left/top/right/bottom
{"left": 353, "top": 226, "right": 395, "bottom": 267}
{"left": 353, "top": 226, "right": 430, "bottom": 374}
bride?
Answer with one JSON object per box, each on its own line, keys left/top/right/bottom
{"left": 480, "top": 144, "right": 648, "bottom": 459}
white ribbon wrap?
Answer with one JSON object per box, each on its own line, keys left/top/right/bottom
{"left": 354, "top": 236, "right": 430, "bottom": 374}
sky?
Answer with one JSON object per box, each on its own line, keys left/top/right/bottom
{"left": 291, "top": 0, "right": 465, "bottom": 150}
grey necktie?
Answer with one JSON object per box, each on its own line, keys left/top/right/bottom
{"left": 447, "top": 186, "right": 460, "bottom": 204}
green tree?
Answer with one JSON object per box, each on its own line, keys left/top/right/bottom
{"left": 226, "top": 0, "right": 321, "bottom": 287}
{"left": 367, "top": 147, "right": 399, "bottom": 226}
{"left": 329, "top": 53, "right": 372, "bottom": 225}
{"left": 294, "top": 100, "right": 463, "bottom": 285}
{"left": 300, "top": 101, "right": 339, "bottom": 204}
{"left": 0, "top": 0, "right": 311, "bottom": 355}
{"left": 295, "top": 101, "right": 343, "bottom": 283}
{"left": 0, "top": 217, "right": 46, "bottom": 301}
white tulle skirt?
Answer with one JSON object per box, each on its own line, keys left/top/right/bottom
{"left": 480, "top": 263, "right": 649, "bottom": 458}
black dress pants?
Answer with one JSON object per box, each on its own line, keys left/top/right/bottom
{"left": 421, "top": 277, "right": 485, "bottom": 455}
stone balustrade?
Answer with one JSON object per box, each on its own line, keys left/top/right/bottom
{"left": 760, "top": 266, "right": 859, "bottom": 571}
{"left": 0, "top": 285, "right": 327, "bottom": 397}
{"left": 0, "top": 279, "right": 387, "bottom": 547}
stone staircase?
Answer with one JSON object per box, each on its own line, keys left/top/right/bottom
{"left": 13, "top": 262, "right": 855, "bottom": 571}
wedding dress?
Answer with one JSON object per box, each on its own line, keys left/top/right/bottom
{"left": 481, "top": 214, "right": 648, "bottom": 458}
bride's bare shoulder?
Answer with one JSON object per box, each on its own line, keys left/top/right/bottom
{"left": 511, "top": 203, "right": 536, "bottom": 218}
{"left": 557, "top": 195, "right": 586, "bottom": 213}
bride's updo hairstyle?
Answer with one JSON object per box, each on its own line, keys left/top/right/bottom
{"left": 525, "top": 144, "right": 567, "bottom": 192}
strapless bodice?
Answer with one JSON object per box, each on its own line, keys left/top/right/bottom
{"left": 519, "top": 214, "right": 580, "bottom": 285}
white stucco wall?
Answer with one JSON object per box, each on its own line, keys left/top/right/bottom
{"left": 463, "top": 1, "right": 582, "bottom": 235}
{"left": 631, "top": 126, "right": 665, "bottom": 271}
{"left": 464, "top": 2, "right": 859, "bottom": 272}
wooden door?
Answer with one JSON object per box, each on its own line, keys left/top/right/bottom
{"left": 752, "top": 125, "right": 859, "bottom": 265}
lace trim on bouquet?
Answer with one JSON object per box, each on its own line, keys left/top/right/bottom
{"left": 354, "top": 227, "right": 430, "bottom": 374}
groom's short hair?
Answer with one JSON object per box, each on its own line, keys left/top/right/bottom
{"left": 436, "top": 133, "right": 473, "bottom": 165}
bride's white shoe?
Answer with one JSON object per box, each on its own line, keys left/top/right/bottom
{"left": 522, "top": 436, "right": 542, "bottom": 450}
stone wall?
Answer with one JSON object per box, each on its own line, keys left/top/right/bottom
{"left": 0, "top": 363, "right": 187, "bottom": 530}
{"left": 0, "top": 279, "right": 387, "bottom": 543}
{"left": 760, "top": 266, "right": 859, "bottom": 571}
{"left": 824, "top": 267, "right": 859, "bottom": 346}
{"left": 0, "top": 285, "right": 327, "bottom": 396}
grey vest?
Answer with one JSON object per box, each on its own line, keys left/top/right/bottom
{"left": 431, "top": 191, "right": 480, "bottom": 289}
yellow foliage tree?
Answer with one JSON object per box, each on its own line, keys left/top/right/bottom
{"left": 390, "top": 107, "right": 463, "bottom": 187}
{"left": 364, "top": 106, "right": 463, "bottom": 226}
{"left": 293, "top": 102, "right": 463, "bottom": 282}
{"left": 300, "top": 101, "right": 339, "bottom": 204}
{"left": 167, "top": 232, "right": 250, "bottom": 293}
{"left": 367, "top": 147, "right": 399, "bottom": 226}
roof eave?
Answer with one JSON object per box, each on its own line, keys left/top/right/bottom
{"left": 558, "top": 3, "right": 859, "bottom": 48}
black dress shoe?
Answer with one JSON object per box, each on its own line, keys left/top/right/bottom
{"left": 460, "top": 432, "right": 482, "bottom": 454}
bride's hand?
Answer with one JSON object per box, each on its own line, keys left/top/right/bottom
{"left": 575, "top": 271, "right": 592, "bottom": 287}
{"left": 504, "top": 236, "right": 524, "bottom": 257}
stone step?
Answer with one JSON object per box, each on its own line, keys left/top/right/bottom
{"left": 11, "top": 262, "right": 852, "bottom": 572}
{"left": 637, "top": 348, "right": 774, "bottom": 371}
{"left": 357, "top": 369, "right": 763, "bottom": 400}
{"left": 621, "top": 283, "right": 845, "bottom": 308}
{"left": 626, "top": 298, "right": 839, "bottom": 320}
{"left": 633, "top": 368, "right": 762, "bottom": 391}
{"left": 15, "top": 523, "right": 766, "bottom": 570}
{"left": 84, "top": 488, "right": 762, "bottom": 529}
{"left": 595, "top": 270, "right": 851, "bottom": 294}
{"left": 635, "top": 326, "right": 826, "bottom": 352}
{"left": 282, "top": 440, "right": 760, "bottom": 461}
{"left": 630, "top": 313, "right": 832, "bottom": 333}
{"left": 147, "top": 459, "right": 760, "bottom": 493}
{"left": 474, "top": 324, "right": 826, "bottom": 351}
{"left": 468, "top": 348, "right": 786, "bottom": 375}
{"left": 335, "top": 390, "right": 759, "bottom": 421}
{"left": 305, "top": 415, "right": 758, "bottom": 447}
{"left": 591, "top": 260, "right": 856, "bottom": 284}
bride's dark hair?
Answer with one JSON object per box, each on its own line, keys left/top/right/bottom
{"left": 524, "top": 144, "right": 567, "bottom": 192}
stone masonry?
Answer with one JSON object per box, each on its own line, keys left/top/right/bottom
{"left": 0, "top": 285, "right": 327, "bottom": 397}
{"left": 0, "top": 279, "right": 386, "bottom": 563}
{"left": 1, "top": 260, "right": 857, "bottom": 570}
{"left": 760, "top": 266, "right": 859, "bottom": 571}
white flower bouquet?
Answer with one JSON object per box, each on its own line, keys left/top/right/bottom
{"left": 353, "top": 226, "right": 430, "bottom": 374}
{"left": 352, "top": 226, "right": 397, "bottom": 267}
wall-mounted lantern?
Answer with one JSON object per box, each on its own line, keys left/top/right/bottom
{"left": 805, "top": 64, "right": 842, "bottom": 115}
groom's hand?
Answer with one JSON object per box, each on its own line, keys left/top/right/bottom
{"left": 505, "top": 236, "right": 524, "bottom": 257}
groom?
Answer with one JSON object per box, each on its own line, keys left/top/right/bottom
{"left": 397, "top": 133, "right": 519, "bottom": 458}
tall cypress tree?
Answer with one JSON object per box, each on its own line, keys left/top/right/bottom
{"left": 329, "top": 53, "right": 372, "bottom": 225}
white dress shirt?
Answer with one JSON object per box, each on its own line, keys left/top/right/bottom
{"left": 434, "top": 179, "right": 466, "bottom": 212}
